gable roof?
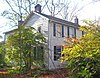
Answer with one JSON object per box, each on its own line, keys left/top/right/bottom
{"left": 40, "top": 13, "right": 79, "bottom": 27}
{"left": 23, "top": 12, "right": 79, "bottom": 28}
{"left": 5, "top": 12, "right": 79, "bottom": 34}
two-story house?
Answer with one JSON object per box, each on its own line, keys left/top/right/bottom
{"left": 4, "top": 4, "right": 83, "bottom": 70}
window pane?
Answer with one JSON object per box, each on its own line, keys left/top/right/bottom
{"left": 56, "top": 24, "right": 62, "bottom": 37}
{"left": 56, "top": 46, "right": 61, "bottom": 52}
{"left": 54, "top": 46, "right": 62, "bottom": 61}
{"left": 69, "top": 27, "right": 75, "bottom": 38}
{"left": 76, "top": 29, "right": 82, "bottom": 38}
{"left": 64, "top": 26, "right": 68, "bottom": 38}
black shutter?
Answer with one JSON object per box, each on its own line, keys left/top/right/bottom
{"left": 67, "top": 27, "right": 69, "bottom": 38}
{"left": 82, "top": 31, "right": 84, "bottom": 35}
{"left": 62, "top": 25, "right": 64, "bottom": 37}
{"left": 54, "top": 46, "right": 56, "bottom": 60}
{"left": 74, "top": 28, "right": 76, "bottom": 38}
{"left": 53, "top": 23, "right": 56, "bottom": 36}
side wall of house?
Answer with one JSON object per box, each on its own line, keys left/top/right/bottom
{"left": 25, "top": 14, "right": 49, "bottom": 68}
{"left": 26, "top": 14, "right": 48, "bottom": 35}
{"left": 48, "top": 21, "right": 66, "bottom": 69}
{"left": 4, "top": 30, "right": 16, "bottom": 42}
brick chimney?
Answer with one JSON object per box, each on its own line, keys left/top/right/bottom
{"left": 35, "top": 4, "right": 41, "bottom": 13}
{"left": 18, "top": 20, "right": 24, "bottom": 26}
{"left": 74, "top": 16, "right": 79, "bottom": 24}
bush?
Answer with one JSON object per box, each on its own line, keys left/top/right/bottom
{"left": 61, "top": 25, "right": 100, "bottom": 78}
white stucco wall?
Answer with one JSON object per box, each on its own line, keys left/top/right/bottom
{"left": 48, "top": 21, "right": 83, "bottom": 69}
{"left": 25, "top": 13, "right": 49, "bottom": 69}
{"left": 48, "top": 22, "right": 66, "bottom": 69}
{"left": 25, "top": 14, "right": 48, "bottom": 36}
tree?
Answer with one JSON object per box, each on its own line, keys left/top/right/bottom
{"left": 0, "top": 42, "right": 6, "bottom": 67}
{"left": 5, "top": 26, "right": 45, "bottom": 71}
{"left": 1, "top": 0, "right": 46, "bottom": 27}
{"left": 1, "top": 0, "right": 92, "bottom": 27}
{"left": 61, "top": 21, "right": 100, "bottom": 78}
{"left": 44, "top": 0, "right": 66, "bottom": 16}
{"left": 40, "top": 0, "right": 93, "bottom": 21}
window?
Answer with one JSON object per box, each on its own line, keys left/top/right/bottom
{"left": 69, "top": 27, "right": 76, "bottom": 38}
{"left": 64, "top": 26, "right": 68, "bottom": 38}
{"left": 76, "top": 29, "right": 82, "bottom": 38}
{"left": 54, "top": 46, "right": 63, "bottom": 61}
{"left": 53, "top": 23, "right": 64, "bottom": 37}
{"left": 33, "top": 46, "right": 44, "bottom": 61}
{"left": 38, "top": 26, "right": 41, "bottom": 33}
{"left": 82, "top": 31, "right": 87, "bottom": 35}
{"left": 56, "top": 24, "right": 62, "bottom": 37}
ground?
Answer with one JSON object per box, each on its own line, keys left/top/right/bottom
{"left": 0, "top": 68, "right": 69, "bottom": 78}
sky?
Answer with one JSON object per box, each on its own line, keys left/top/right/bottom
{"left": 79, "top": 0, "right": 100, "bottom": 21}
{"left": 0, "top": 1, "right": 9, "bottom": 33}
{"left": 0, "top": 0, "right": 100, "bottom": 41}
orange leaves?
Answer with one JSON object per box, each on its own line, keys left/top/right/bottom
{"left": 63, "top": 38, "right": 79, "bottom": 48}
{"left": 0, "top": 71, "right": 10, "bottom": 75}
{"left": 66, "top": 38, "right": 79, "bottom": 43}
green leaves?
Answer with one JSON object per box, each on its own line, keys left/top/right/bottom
{"left": 5, "top": 26, "right": 45, "bottom": 70}
{"left": 61, "top": 21, "right": 100, "bottom": 78}
{"left": 0, "top": 43, "right": 5, "bottom": 67}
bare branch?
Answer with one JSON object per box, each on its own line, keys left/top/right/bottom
{"left": 17, "top": 0, "right": 22, "bottom": 20}
{"left": 25, "top": 1, "right": 35, "bottom": 13}
{"left": 27, "top": 0, "right": 31, "bottom": 12}
{"left": 5, "top": 0, "right": 21, "bottom": 16}
{"left": 45, "top": 0, "right": 52, "bottom": 15}
{"left": 51, "top": 0, "right": 55, "bottom": 16}
{"left": 69, "top": 1, "right": 94, "bottom": 21}
{"left": 20, "top": 6, "right": 30, "bottom": 14}
{"left": 54, "top": 4, "right": 66, "bottom": 16}
{"left": 42, "top": 0, "right": 49, "bottom": 11}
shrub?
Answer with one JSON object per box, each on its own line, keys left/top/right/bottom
{"left": 61, "top": 23, "right": 100, "bottom": 78}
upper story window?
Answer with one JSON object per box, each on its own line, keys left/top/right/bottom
{"left": 76, "top": 29, "right": 82, "bottom": 38}
{"left": 53, "top": 23, "right": 64, "bottom": 37}
{"left": 38, "top": 26, "right": 41, "bottom": 33}
{"left": 69, "top": 27, "right": 76, "bottom": 38}
{"left": 56, "top": 24, "right": 62, "bottom": 37}
{"left": 53, "top": 23, "right": 77, "bottom": 38}
{"left": 64, "top": 26, "right": 68, "bottom": 38}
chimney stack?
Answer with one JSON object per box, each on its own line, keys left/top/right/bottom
{"left": 35, "top": 4, "right": 41, "bottom": 13}
{"left": 18, "top": 20, "right": 24, "bottom": 26}
{"left": 74, "top": 16, "right": 79, "bottom": 24}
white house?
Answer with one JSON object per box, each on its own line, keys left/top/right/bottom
{"left": 4, "top": 4, "right": 83, "bottom": 70}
